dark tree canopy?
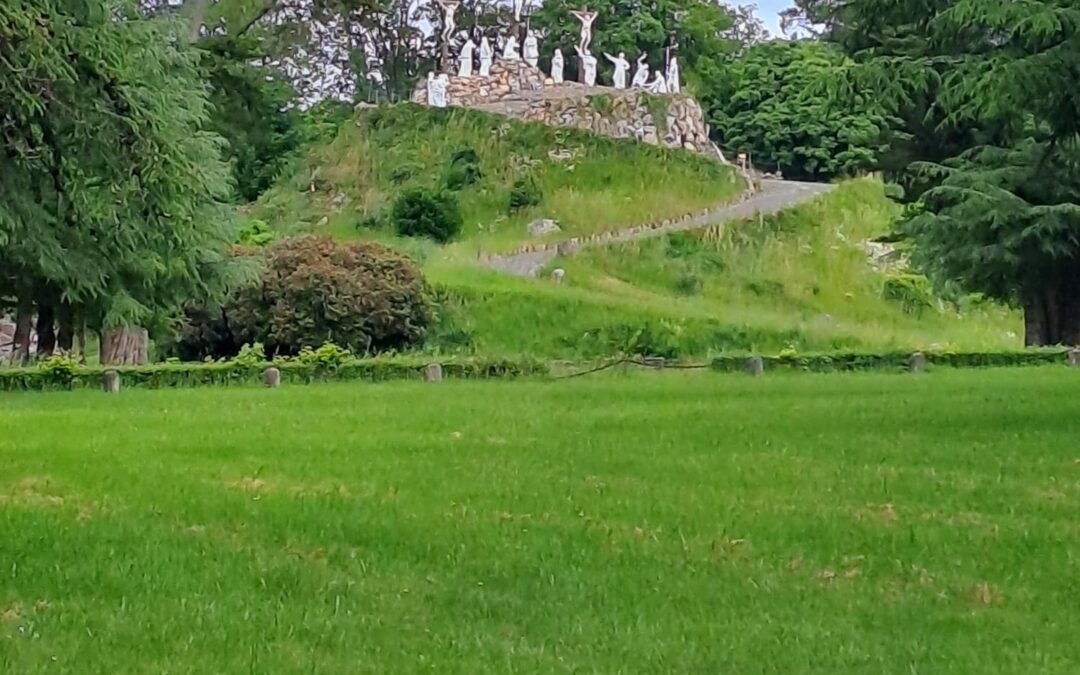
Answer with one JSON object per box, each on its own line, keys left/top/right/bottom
{"left": 813, "top": 0, "right": 1080, "bottom": 345}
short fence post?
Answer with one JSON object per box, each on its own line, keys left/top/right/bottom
{"left": 745, "top": 356, "right": 764, "bottom": 377}
{"left": 909, "top": 352, "right": 927, "bottom": 373}
{"left": 425, "top": 363, "right": 444, "bottom": 383}
{"left": 263, "top": 367, "right": 281, "bottom": 388}
{"left": 1069, "top": 348, "right": 1080, "bottom": 368}
{"left": 101, "top": 370, "right": 121, "bottom": 394}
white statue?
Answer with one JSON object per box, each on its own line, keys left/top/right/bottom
{"left": 523, "top": 33, "right": 540, "bottom": 68}
{"left": 667, "top": 56, "right": 681, "bottom": 94}
{"left": 604, "top": 52, "right": 630, "bottom": 89}
{"left": 437, "top": 0, "right": 460, "bottom": 44}
{"left": 428, "top": 72, "right": 449, "bottom": 107}
{"left": 458, "top": 38, "right": 476, "bottom": 77}
{"left": 570, "top": 9, "right": 598, "bottom": 54}
{"left": 648, "top": 71, "right": 668, "bottom": 94}
{"left": 513, "top": 0, "right": 525, "bottom": 22}
{"left": 631, "top": 54, "right": 650, "bottom": 88}
{"left": 551, "top": 48, "right": 565, "bottom": 84}
{"left": 479, "top": 36, "right": 494, "bottom": 76}
{"left": 575, "top": 46, "right": 597, "bottom": 86}
{"left": 503, "top": 34, "right": 521, "bottom": 61}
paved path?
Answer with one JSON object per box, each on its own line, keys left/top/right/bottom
{"left": 486, "top": 179, "right": 835, "bottom": 277}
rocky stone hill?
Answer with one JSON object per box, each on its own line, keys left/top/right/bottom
{"left": 411, "top": 61, "right": 717, "bottom": 157}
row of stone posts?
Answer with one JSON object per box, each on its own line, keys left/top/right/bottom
{"left": 96, "top": 349, "right": 1080, "bottom": 392}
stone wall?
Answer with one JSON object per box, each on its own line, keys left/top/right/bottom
{"left": 411, "top": 61, "right": 716, "bottom": 156}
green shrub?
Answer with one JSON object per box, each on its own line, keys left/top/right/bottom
{"left": 295, "top": 342, "right": 353, "bottom": 370}
{"left": 883, "top": 274, "right": 934, "bottom": 315}
{"left": 228, "top": 235, "right": 433, "bottom": 356}
{"left": 37, "top": 354, "right": 79, "bottom": 388}
{"left": 233, "top": 343, "right": 266, "bottom": 368}
{"left": 444, "top": 163, "right": 483, "bottom": 191}
{"left": 237, "top": 219, "right": 276, "bottom": 246}
{"left": 674, "top": 274, "right": 702, "bottom": 296}
{"left": 508, "top": 176, "right": 543, "bottom": 212}
{"left": 391, "top": 189, "right": 464, "bottom": 242}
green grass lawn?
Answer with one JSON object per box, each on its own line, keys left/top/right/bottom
{"left": 3, "top": 370, "right": 1079, "bottom": 673}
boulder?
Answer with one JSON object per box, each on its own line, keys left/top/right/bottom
{"left": 527, "top": 218, "right": 562, "bottom": 237}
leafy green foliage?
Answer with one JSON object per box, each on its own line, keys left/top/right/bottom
{"left": 882, "top": 274, "right": 933, "bottom": 315}
{"left": 391, "top": 189, "right": 464, "bottom": 243}
{"left": 704, "top": 40, "right": 890, "bottom": 180}
{"left": 0, "top": 2, "right": 240, "bottom": 353}
{"left": 229, "top": 235, "right": 432, "bottom": 356}
{"left": 811, "top": 0, "right": 1080, "bottom": 344}
{"left": 199, "top": 35, "right": 303, "bottom": 202}
{"left": 237, "top": 219, "right": 277, "bottom": 246}
{"left": 508, "top": 177, "right": 543, "bottom": 212}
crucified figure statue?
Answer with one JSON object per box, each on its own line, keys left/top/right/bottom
{"left": 570, "top": 9, "right": 598, "bottom": 54}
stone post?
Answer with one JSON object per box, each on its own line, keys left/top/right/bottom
{"left": 425, "top": 363, "right": 444, "bottom": 383}
{"left": 263, "top": 367, "right": 281, "bottom": 388}
{"left": 1068, "top": 347, "right": 1080, "bottom": 368}
{"left": 909, "top": 352, "right": 927, "bottom": 373}
{"left": 745, "top": 356, "right": 764, "bottom": 376}
{"left": 102, "top": 370, "right": 121, "bottom": 394}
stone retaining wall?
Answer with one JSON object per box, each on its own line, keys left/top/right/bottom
{"left": 412, "top": 61, "right": 714, "bottom": 156}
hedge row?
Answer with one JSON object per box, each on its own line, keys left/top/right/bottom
{"left": 710, "top": 349, "right": 1074, "bottom": 373}
{"left": 0, "top": 357, "right": 548, "bottom": 392}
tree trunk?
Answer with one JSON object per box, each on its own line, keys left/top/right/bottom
{"left": 1023, "top": 279, "right": 1080, "bottom": 346}
{"left": 11, "top": 297, "right": 34, "bottom": 365}
{"left": 100, "top": 327, "right": 150, "bottom": 366}
{"left": 36, "top": 301, "right": 56, "bottom": 358}
{"left": 56, "top": 304, "right": 75, "bottom": 353}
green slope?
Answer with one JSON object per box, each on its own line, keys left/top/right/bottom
{"left": 252, "top": 103, "right": 744, "bottom": 257}
{"left": 427, "top": 179, "right": 1019, "bottom": 357}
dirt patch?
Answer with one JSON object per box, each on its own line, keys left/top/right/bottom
{"left": 0, "top": 477, "right": 66, "bottom": 508}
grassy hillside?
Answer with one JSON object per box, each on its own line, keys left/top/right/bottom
{"left": 428, "top": 179, "right": 1019, "bottom": 357}
{"left": 252, "top": 104, "right": 744, "bottom": 255}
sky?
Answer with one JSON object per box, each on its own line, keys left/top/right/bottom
{"left": 745, "top": 0, "right": 794, "bottom": 36}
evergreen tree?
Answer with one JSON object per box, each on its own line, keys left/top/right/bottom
{"left": 808, "top": 0, "right": 1080, "bottom": 344}
{"left": 0, "top": 0, "right": 240, "bottom": 364}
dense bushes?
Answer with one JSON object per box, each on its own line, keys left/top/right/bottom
{"left": 175, "top": 235, "right": 432, "bottom": 359}
{"left": 391, "top": 189, "right": 463, "bottom": 242}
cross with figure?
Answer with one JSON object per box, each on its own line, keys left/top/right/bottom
{"left": 570, "top": 8, "right": 598, "bottom": 83}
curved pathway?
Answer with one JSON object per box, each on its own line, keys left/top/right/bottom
{"left": 485, "top": 179, "right": 835, "bottom": 277}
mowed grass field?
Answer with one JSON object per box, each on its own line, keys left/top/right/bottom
{"left": 2, "top": 370, "right": 1080, "bottom": 673}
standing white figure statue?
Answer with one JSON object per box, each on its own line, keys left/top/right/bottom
{"left": 503, "top": 34, "right": 521, "bottom": 60}
{"left": 458, "top": 38, "right": 476, "bottom": 77}
{"left": 666, "top": 56, "right": 681, "bottom": 94}
{"left": 631, "top": 54, "right": 650, "bottom": 88}
{"left": 479, "top": 36, "right": 494, "bottom": 76}
{"left": 575, "top": 46, "right": 597, "bottom": 86}
{"left": 551, "top": 48, "right": 565, "bottom": 83}
{"left": 427, "top": 72, "right": 449, "bottom": 107}
{"left": 513, "top": 0, "right": 525, "bottom": 22}
{"left": 604, "top": 52, "right": 630, "bottom": 89}
{"left": 437, "top": 0, "right": 460, "bottom": 44}
{"left": 648, "top": 72, "right": 668, "bottom": 94}
{"left": 570, "top": 9, "right": 599, "bottom": 54}
{"left": 523, "top": 33, "right": 540, "bottom": 68}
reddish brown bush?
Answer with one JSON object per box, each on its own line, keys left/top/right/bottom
{"left": 225, "top": 235, "right": 432, "bottom": 356}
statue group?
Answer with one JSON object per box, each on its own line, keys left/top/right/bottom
{"left": 426, "top": 4, "right": 682, "bottom": 107}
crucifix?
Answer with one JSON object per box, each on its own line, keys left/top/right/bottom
{"left": 437, "top": 0, "right": 460, "bottom": 73}
{"left": 570, "top": 8, "right": 598, "bottom": 84}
